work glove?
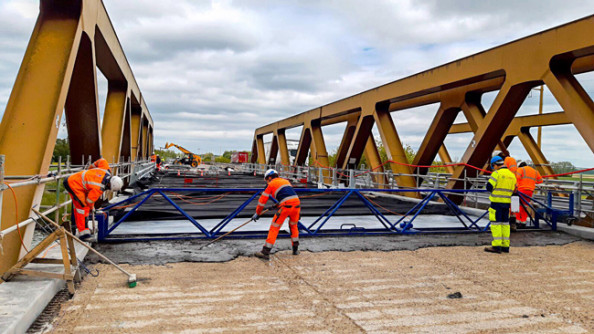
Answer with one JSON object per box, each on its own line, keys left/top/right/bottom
{"left": 251, "top": 213, "right": 260, "bottom": 221}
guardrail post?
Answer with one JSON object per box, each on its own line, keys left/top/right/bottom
{"left": 332, "top": 168, "right": 337, "bottom": 187}
{"left": 349, "top": 169, "right": 355, "bottom": 188}
{"left": 55, "top": 156, "right": 62, "bottom": 224}
{"left": 318, "top": 167, "right": 323, "bottom": 186}
{"left": 576, "top": 173, "right": 583, "bottom": 217}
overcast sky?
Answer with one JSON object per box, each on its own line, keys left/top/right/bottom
{"left": 0, "top": 0, "right": 593, "bottom": 167}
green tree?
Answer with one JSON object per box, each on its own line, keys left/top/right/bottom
{"left": 154, "top": 149, "right": 179, "bottom": 161}
{"left": 215, "top": 156, "right": 230, "bottom": 163}
{"left": 551, "top": 161, "right": 576, "bottom": 174}
{"left": 222, "top": 150, "right": 234, "bottom": 160}
{"left": 202, "top": 152, "right": 214, "bottom": 162}
{"left": 52, "top": 138, "right": 70, "bottom": 162}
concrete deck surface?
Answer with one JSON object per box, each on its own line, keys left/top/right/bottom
{"left": 49, "top": 241, "right": 593, "bottom": 333}
{"left": 0, "top": 242, "right": 88, "bottom": 334}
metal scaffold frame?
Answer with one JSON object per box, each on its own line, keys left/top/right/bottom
{"left": 96, "top": 187, "right": 570, "bottom": 242}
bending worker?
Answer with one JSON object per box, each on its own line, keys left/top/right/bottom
{"left": 485, "top": 156, "right": 517, "bottom": 254}
{"left": 514, "top": 161, "right": 543, "bottom": 228}
{"left": 252, "top": 169, "right": 301, "bottom": 260}
{"left": 63, "top": 162, "right": 123, "bottom": 239}
{"left": 89, "top": 157, "right": 111, "bottom": 171}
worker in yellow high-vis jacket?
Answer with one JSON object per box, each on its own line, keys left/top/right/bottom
{"left": 484, "top": 155, "right": 517, "bottom": 254}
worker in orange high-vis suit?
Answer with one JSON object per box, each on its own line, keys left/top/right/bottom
{"left": 89, "top": 158, "right": 111, "bottom": 172}
{"left": 515, "top": 161, "right": 543, "bottom": 228}
{"left": 63, "top": 168, "right": 123, "bottom": 239}
{"left": 252, "top": 169, "right": 301, "bottom": 260}
{"left": 504, "top": 156, "right": 518, "bottom": 174}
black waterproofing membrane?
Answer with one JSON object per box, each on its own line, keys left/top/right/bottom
{"left": 113, "top": 171, "right": 452, "bottom": 221}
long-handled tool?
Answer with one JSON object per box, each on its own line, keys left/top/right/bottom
{"left": 198, "top": 208, "right": 270, "bottom": 250}
{"left": 32, "top": 208, "right": 137, "bottom": 288}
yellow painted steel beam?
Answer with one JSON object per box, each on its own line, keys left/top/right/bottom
{"left": 268, "top": 135, "right": 279, "bottom": 164}
{"left": 276, "top": 130, "right": 290, "bottom": 166}
{"left": 334, "top": 115, "right": 360, "bottom": 168}
{"left": 438, "top": 145, "right": 456, "bottom": 174}
{"left": 256, "top": 136, "right": 267, "bottom": 165}
{"left": 363, "top": 137, "right": 386, "bottom": 188}
{"left": 130, "top": 107, "right": 142, "bottom": 161}
{"left": 517, "top": 130, "right": 557, "bottom": 177}
{"left": 0, "top": 0, "right": 153, "bottom": 274}
{"left": 253, "top": 16, "right": 594, "bottom": 197}
{"left": 0, "top": 1, "right": 81, "bottom": 275}
{"left": 101, "top": 83, "right": 127, "bottom": 164}
{"left": 310, "top": 121, "right": 331, "bottom": 183}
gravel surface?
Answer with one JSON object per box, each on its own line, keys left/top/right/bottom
{"left": 47, "top": 241, "right": 593, "bottom": 333}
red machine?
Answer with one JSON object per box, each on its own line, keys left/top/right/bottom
{"left": 231, "top": 152, "right": 249, "bottom": 163}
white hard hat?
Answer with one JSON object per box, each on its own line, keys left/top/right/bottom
{"left": 110, "top": 176, "right": 124, "bottom": 192}
{"left": 264, "top": 169, "right": 278, "bottom": 180}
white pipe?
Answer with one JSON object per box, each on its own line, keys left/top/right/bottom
{"left": 0, "top": 199, "right": 72, "bottom": 237}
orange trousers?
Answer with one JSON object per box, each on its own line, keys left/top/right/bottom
{"left": 71, "top": 198, "right": 90, "bottom": 232}
{"left": 264, "top": 205, "right": 300, "bottom": 248}
{"left": 515, "top": 189, "right": 533, "bottom": 223}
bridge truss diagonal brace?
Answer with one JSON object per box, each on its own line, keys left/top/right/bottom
{"left": 334, "top": 116, "right": 359, "bottom": 169}
{"left": 412, "top": 99, "right": 462, "bottom": 176}
{"left": 448, "top": 82, "right": 535, "bottom": 196}
{"left": 544, "top": 60, "right": 594, "bottom": 153}
{"left": 517, "top": 129, "right": 556, "bottom": 176}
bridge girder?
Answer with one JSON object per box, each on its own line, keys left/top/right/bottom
{"left": 0, "top": 0, "right": 153, "bottom": 273}
{"left": 251, "top": 15, "right": 594, "bottom": 202}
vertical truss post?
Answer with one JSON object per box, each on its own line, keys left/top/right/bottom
{"left": 373, "top": 107, "right": 417, "bottom": 193}
{"left": 276, "top": 129, "right": 291, "bottom": 166}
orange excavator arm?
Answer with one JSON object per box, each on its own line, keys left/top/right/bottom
{"left": 163, "top": 142, "right": 201, "bottom": 167}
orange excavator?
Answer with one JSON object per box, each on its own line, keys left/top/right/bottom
{"left": 164, "top": 142, "right": 202, "bottom": 168}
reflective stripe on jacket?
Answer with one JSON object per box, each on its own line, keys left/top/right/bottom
{"left": 488, "top": 167, "right": 517, "bottom": 204}
{"left": 516, "top": 166, "right": 543, "bottom": 192}
{"left": 67, "top": 168, "right": 110, "bottom": 208}
{"left": 504, "top": 157, "right": 517, "bottom": 173}
{"left": 256, "top": 177, "right": 300, "bottom": 215}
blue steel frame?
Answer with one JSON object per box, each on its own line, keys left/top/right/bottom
{"left": 96, "top": 188, "right": 569, "bottom": 242}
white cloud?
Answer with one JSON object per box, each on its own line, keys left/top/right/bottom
{"left": 0, "top": 0, "right": 592, "bottom": 166}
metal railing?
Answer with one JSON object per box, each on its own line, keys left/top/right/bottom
{"left": 0, "top": 155, "right": 154, "bottom": 243}
{"left": 96, "top": 186, "right": 568, "bottom": 242}
{"left": 238, "top": 163, "right": 592, "bottom": 222}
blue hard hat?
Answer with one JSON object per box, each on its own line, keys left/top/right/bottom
{"left": 490, "top": 156, "right": 504, "bottom": 166}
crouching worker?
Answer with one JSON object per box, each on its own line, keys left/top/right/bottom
{"left": 485, "top": 156, "right": 517, "bottom": 254}
{"left": 252, "top": 169, "right": 301, "bottom": 260}
{"left": 63, "top": 166, "right": 123, "bottom": 240}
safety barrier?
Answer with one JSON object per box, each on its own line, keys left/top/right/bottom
{"left": 239, "top": 163, "right": 593, "bottom": 220}
{"left": 96, "top": 187, "right": 569, "bottom": 242}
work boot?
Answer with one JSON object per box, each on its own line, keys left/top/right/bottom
{"left": 255, "top": 246, "right": 271, "bottom": 260}
{"left": 501, "top": 247, "right": 510, "bottom": 253}
{"left": 484, "top": 246, "right": 502, "bottom": 254}
{"left": 292, "top": 243, "right": 300, "bottom": 256}
{"left": 78, "top": 229, "right": 92, "bottom": 241}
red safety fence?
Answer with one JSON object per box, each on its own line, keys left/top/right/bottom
{"left": 312, "top": 160, "right": 593, "bottom": 179}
